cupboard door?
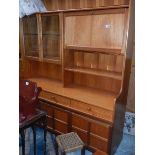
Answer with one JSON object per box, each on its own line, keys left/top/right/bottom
{"left": 41, "top": 14, "right": 60, "bottom": 61}
{"left": 90, "top": 122, "right": 111, "bottom": 140}
{"left": 22, "top": 15, "right": 40, "bottom": 58}
{"left": 90, "top": 134, "right": 109, "bottom": 152}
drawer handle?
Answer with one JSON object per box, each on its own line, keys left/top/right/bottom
{"left": 87, "top": 107, "right": 91, "bottom": 111}
{"left": 50, "top": 96, "right": 57, "bottom": 103}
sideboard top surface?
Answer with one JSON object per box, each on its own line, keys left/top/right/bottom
{"left": 29, "top": 77, "right": 117, "bottom": 111}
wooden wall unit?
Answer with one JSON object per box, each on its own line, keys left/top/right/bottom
{"left": 19, "top": 1, "right": 134, "bottom": 154}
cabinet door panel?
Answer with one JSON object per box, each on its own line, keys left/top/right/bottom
{"left": 47, "top": 116, "right": 53, "bottom": 129}
{"left": 72, "top": 114, "right": 88, "bottom": 130}
{"left": 54, "top": 109, "right": 68, "bottom": 123}
{"left": 90, "top": 122, "right": 111, "bottom": 139}
{"left": 55, "top": 120, "right": 68, "bottom": 133}
{"left": 90, "top": 134, "right": 108, "bottom": 152}
{"left": 72, "top": 127, "right": 88, "bottom": 144}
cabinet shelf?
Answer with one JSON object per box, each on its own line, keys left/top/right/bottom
{"left": 64, "top": 67, "right": 122, "bottom": 80}
{"left": 43, "top": 56, "right": 61, "bottom": 64}
{"left": 65, "top": 45, "right": 123, "bottom": 55}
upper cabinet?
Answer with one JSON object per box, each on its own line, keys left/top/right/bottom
{"left": 22, "top": 13, "right": 62, "bottom": 64}
{"left": 65, "top": 9, "right": 128, "bottom": 54}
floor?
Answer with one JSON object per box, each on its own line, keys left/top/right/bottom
{"left": 19, "top": 128, "right": 135, "bottom": 155}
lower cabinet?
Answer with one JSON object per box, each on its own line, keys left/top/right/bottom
{"left": 39, "top": 100, "right": 112, "bottom": 153}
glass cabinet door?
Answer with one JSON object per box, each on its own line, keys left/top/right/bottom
{"left": 41, "top": 14, "right": 60, "bottom": 61}
{"left": 23, "top": 15, "right": 39, "bottom": 58}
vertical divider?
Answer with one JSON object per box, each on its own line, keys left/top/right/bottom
{"left": 37, "top": 13, "right": 43, "bottom": 61}
{"left": 19, "top": 19, "right": 25, "bottom": 60}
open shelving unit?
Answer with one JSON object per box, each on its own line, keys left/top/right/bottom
{"left": 63, "top": 8, "right": 127, "bottom": 94}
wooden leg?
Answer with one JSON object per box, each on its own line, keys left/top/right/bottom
{"left": 32, "top": 125, "right": 36, "bottom": 155}
{"left": 20, "top": 130, "right": 25, "bottom": 155}
{"left": 81, "top": 146, "right": 85, "bottom": 155}
{"left": 62, "top": 151, "right": 66, "bottom": 155}
{"left": 55, "top": 139, "right": 59, "bottom": 155}
{"left": 43, "top": 115, "right": 47, "bottom": 155}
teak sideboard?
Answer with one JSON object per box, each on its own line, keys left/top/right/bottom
{"left": 19, "top": 0, "right": 134, "bottom": 154}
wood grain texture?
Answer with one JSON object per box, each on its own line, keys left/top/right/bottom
{"left": 39, "top": 100, "right": 113, "bottom": 153}
{"left": 43, "top": 0, "right": 129, "bottom": 11}
{"left": 29, "top": 77, "right": 116, "bottom": 111}
{"left": 65, "top": 9, "right": 126, "bottom": 50}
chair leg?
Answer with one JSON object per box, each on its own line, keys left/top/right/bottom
{"left": 32, "top": 125, "right": 36, "bottom": 155}
{"left": 81, "top": 146, "right": 85, "bottom": 155}
{"left": 55, "top": 139, "right": 59, "bottom": 155}
{"left": 43, "top": 115, "right": 47, "bottom": 155}
{"left": 20, "top": 130, "right": 25, "bottom": 155}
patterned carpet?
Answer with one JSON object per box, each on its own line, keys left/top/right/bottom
{"left": 19, "top": 112, "right": 135, "bottom": 155}
{"left": 19, "top": 128, "right": 134, "bottom": 155}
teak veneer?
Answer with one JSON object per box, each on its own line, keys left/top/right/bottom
{"left": 19, "top": 0, "right": 134, "bottom": 154}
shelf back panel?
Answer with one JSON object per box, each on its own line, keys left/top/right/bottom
{"left": 65, "top": 9, "right": 126, "bottom": 50}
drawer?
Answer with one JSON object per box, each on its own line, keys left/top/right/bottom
{"left": 70, "top": 100, "right": 113, "bottom": 121}
{"left": 54, "top": 108, "right": 68, "bottom": 123}
{"left": 39, "top": 102, "right": 54, "bottom": 116}
{"left": 90, "top": 121, "right": 111, "bottom": 139}
{"left": 54, "top": 119, "right": 68, "bottom": 134}
{"left": 70, "top": 100, "right": 93, "bottom": 114}
{"left": 90, "top": 134, "right": 109, "bottom": 153}
{"left": 72, "top": 114, "right": 89, "bottom": 130}
{"left": 40, "top": 91, "right": 70, "bottom": 107}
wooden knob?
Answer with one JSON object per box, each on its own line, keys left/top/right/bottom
{"left": 87, "top": 107, "right": 91, "bottom": 111}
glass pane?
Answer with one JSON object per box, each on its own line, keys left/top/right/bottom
{"left": 42, "top": 15, "right": 60, "bottom": 60}
{"left": 24, "top": 35, "right": 39, "bottom": 57}
{"left": 23, "top": 15, "right": 39, "bottom": 57}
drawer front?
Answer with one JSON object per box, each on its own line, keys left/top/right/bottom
{"left": 72, "top": 114, "right": 89, "bottom": 130}
{"left": 55, "top": 120, "right": 68, "bottom": 134}
{"left": 40, "top": 91, "right": 70, "bottom": 107}
{"left": 39, "top": 102, "right": 54, "bottom": 116}
{"left": 90, "top": 121, "right": 111, "bottom": 139}
{"left": 72, "top": 127, "right": 88, "bottom": 144}
{"left": 70, "top": 100, "right": 113, "bottom": 121}
{"left": 70, "top": 100, "right": 93, "bottom": 114}
{"left": 90, "top": 134, "right": 109, "bottom": 153}
{"left": 54, "top": 108, "right": 68, "bottom": 123}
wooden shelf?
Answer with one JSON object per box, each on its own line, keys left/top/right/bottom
{"left": 65, "top": 45, "right": 124, "bottom": 55}
{"left": 29, "top": 77, "right": 116, "bottom": 112}
{"left": 43, "top": 57, "right": 61, "bottom": 64}
{"left": 65, "top": 67, "right": 122, "bottom": 80}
